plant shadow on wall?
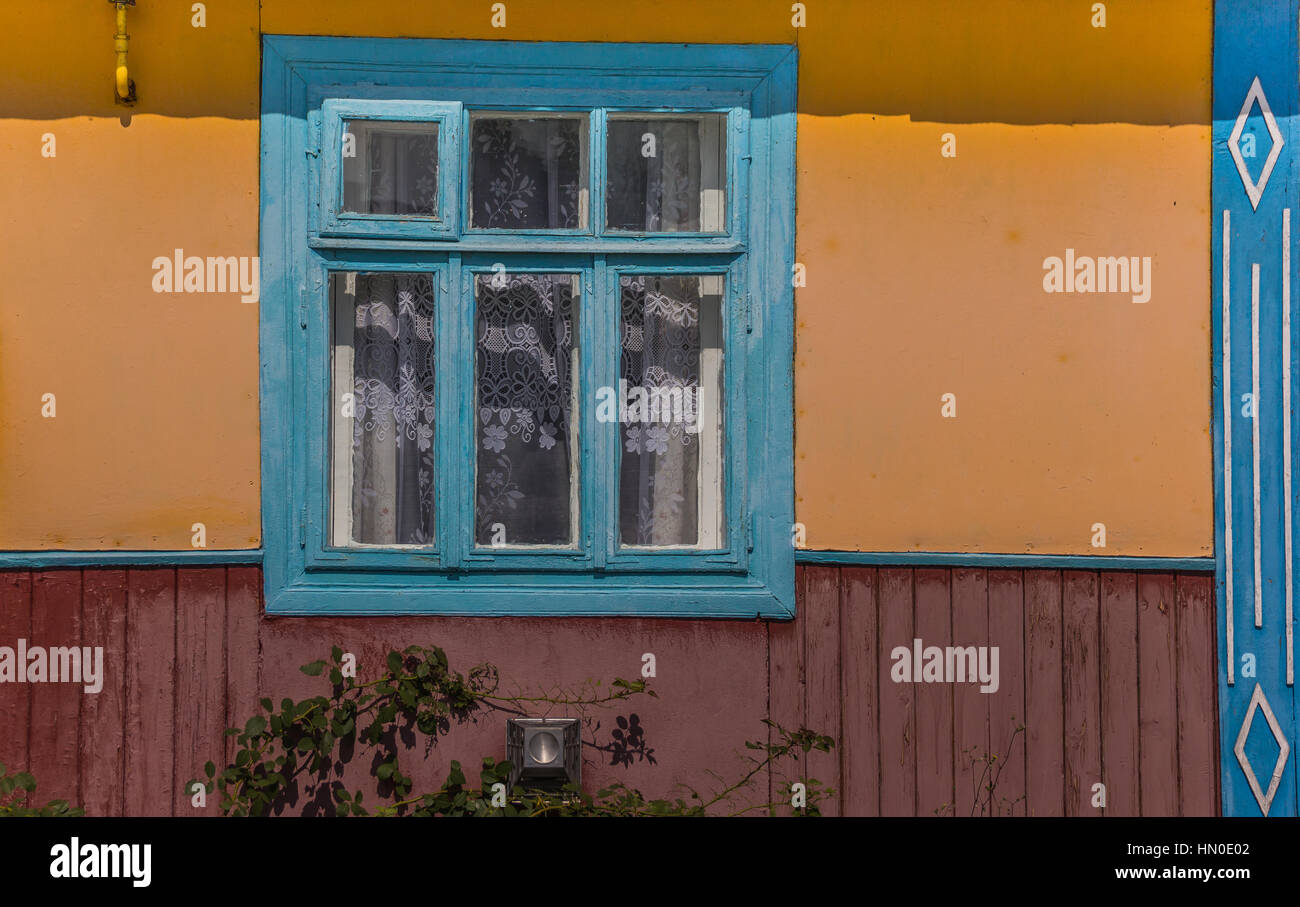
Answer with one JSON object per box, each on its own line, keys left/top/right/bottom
{"left": 591, "top": 714, "right": 657, "bottom": 768}
{"left": 188, "top": 646, "right": 833, "bottom": 817}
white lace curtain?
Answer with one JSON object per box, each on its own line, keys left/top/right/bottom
{"left": 619, "top": 275, "right": 714, "bottom": 546}
{"left": 342, "top": 122, "right": 439, "bottom": 217}
{"left": 474, "top": 273, "right": 577, "bottom": 546}
{"left": 471, "top": 117, "right": 583, "bottom": 229}
{"left": 607, "top": 120, "right": 705, "bottom": 232}
{"left": 335, "top": 273, "right": 437, "bottom": 546}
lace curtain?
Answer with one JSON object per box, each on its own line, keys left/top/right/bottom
{"left": 342, "top": 122, "right": 439, "bottom": 217}
{"left": 471, "top": 117, "right": 583, "bottom": 229}
{"left": 475, "top": 273, "right": 577, "bottom": 545}
{"left": 607, "top": 119, "right": 714, "bottom": 232}
{"left": 338, "top": 273, "right": 437, "bottom": 545}
{"left": 619, "top": 275, "right": 718, "bottom": 546}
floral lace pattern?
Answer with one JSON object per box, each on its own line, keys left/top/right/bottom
{"left": 346, "top": 273, "right": 437, "bottom": 545}
{"left": 620, "top": 274, "right": 702, "bottom": 454}
{"left": 475, "top": 273, "right": 576, "bottom": 545}
{"left": 619, "top": 275, "right": 711, "bottom": 546}
{"left": 471, "top": 117, "right": 582, "bottom": 229}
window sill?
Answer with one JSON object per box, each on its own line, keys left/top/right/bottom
{"left": 267, "top": 575, "right": 793, "bottom": 618}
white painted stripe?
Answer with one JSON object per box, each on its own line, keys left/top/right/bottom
{"left": 1253, "top": 261, "right": 1262, "bottom": 630}
{"left": 1225, "top": 211, "right": 1234, "bottom": 685}
{"left": 1285, "top": 208, "right": 1293, "bottom": 686}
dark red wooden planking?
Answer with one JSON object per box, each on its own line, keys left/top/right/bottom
{"left": 1062, "top": 571, "right": 1102, "bottom": 817}
{"left": 914, "top": 568, "right": 954, "bottom": 816}
{"left": 125, "top": 569, "right": 176, "bottom": 816}
{"left": 28, "top": 570, "right": 82, "bottom": 806}
{"left": 1024, "top": 569, "right": 1065, "bottom": 816}
{"left": 877, "top": 567, "right": 916, "bottom": 816}
{"left": 174, "top": 568, "right": 227, "bottom": 815}
{"left": 838, "top": 567, "right": 878, "bottom": 816}
{"left": 987, "top": 569, "right": 1026, "bottom": 815}
{"left": 802, "top": 566, "right": 841, "bottom": 815}
{"left": 0, "top": 572, "right": 32, "bottom": 784}
{"left": 951, "top": 568, "right": 990, "bottom": 817}
{"left": 80, "top": 570, "right": 128, "bottom": 816}
{"left": 1176, "top": 575, "right": 1218, "bottom": 816}
{"left": 225, "top": 566, "right": 262, "bottom": 767}
{"left": 1137, "top": 573, "right": 1180, "bottom": 816}
{"left": 1100, "top": 572, "right": 1140, "bottom": 816}
{"left": 0, "top": 563, "right": 1224, "bottom": 818}
{"left": 767, "top": 567, "right": 806, "bottom": 814}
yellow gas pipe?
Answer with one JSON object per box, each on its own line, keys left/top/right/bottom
{"left": 111, "top": 0, "right": 135, "bottom": 104}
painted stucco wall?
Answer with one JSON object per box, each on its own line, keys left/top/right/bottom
{"left": 0, "top": 0, "right": 1212, "bottom": 556}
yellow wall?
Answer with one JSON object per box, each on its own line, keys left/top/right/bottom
{"left": 0, "top": 0, "right": 1212, "bottom": 555}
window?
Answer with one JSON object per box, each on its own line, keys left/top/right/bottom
{"left": 261, "top": 37, "right": 796, "bottom": 616}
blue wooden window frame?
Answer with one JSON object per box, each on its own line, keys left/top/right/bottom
{"left": 316, "top": 99, "right": 462, "bottom": 239}
{"left": 261, "top": 36, "right": 796, "bottom": 617}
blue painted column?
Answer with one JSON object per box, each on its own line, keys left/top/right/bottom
{"left": 1215, "top": 0, "right": 1300, "bottom": 817}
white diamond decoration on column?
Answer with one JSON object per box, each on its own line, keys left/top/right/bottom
{"left": 1228, "top": 76, "right": 1284, "bottom": 211}
{"left": 1233, "top": 682, "right": 1291, "bottom": 815}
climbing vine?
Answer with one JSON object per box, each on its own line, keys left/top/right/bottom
{"left": 192, "top": 644, "right": 834, "bottom": 817}
{"left": 0, "top": 763, "right": 83, "bottom": 817}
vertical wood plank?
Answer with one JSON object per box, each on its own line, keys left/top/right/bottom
{"left": 987, "top": 569, "right": 1026, "bottom": 815}
{"left": 1100, "top": 572, "right": 1140, "bottom": 816}
{"left": 1062, "top": 570, "right": 1102, "bottom": 816}
{"left": 1024, "top": 569, "right": 1064, "bottom": 816}
{"left": 225, "top": 566, "right": 262, "bottom": 767}
{"left": 125, "top": 568, "right": 176, "bottom": 817}
{"left": 951, "top": 567, "right": 989, "bottom": 816}
{"left": 80, "top": 569, "right": 128, "bottom": 817}
{"left": 914, "top": 567, "right": 953, "bottom": 816}
{"left": 839, "top": 567, "right": 878, "bottom": 816}
{"left": 174, "top": 568, "right": 227, "bottom": 815}
{"left": 1176, "top": 574, "right": 1218, "bottom": 816}
{"left": 28, "top": 570, "right": 82, "bottom": 806}
{"left": 802, "top": 566, "right": 840, "bottom": 815}
{"left": 1138, "top": 572, "right": 1180, "bottom": 816}
{"left": 877, "top": 567, "right": 916, "bottom": 816}
{"left": 0, "top": 572, "right": 32, "bottom": 792}
{"left": 768, "top": 566, "right": 806, "bottom": 814}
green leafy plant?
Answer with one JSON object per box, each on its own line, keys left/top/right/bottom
{"left": 934, "top": 720, "right": 1027, "bottom": 817}
{"left": 193, "top": 644, "right": 834, "bottom": 817}
{"left": 0, "top": 763, "right": 83, "bottom": 817}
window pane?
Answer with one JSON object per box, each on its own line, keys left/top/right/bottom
{"left": 469, "top": 115, "right": 588, "bottom": 230}
{"left": 606, "top": 115, "right": 726, "bottom": 233}
{"left": 476, "top": 273, "right": 580, "bottom": 546}
{"left": 341, "top": 120, "right": 440, "bottom": 217}
{"left": 618, "top": 274, "right": 724, "bottom": 547}
{"left": 331, "top": 272, "right": 437, "bottom": 547}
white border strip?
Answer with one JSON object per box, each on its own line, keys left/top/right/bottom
{"left": 1225, "top": 210, "right": 1234, "bottom": 685}
{"left": 1248, "top": 261, "right": 1258, "bottom": 628}
{"left": 1253, "top": 261, "right": 1262, "bottom": 630}
{"left": 1285, "top": 208, "right": 1293, "bottom": 686}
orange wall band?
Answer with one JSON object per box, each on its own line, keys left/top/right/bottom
{"left": 0, "top": 0, "right": 1212, "bottom": 555}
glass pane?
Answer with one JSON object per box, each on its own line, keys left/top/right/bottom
{"left": 469, "top": 114, "right": 588, "bottom": 230}
{"left": 330, "top": 272, "right": 437, "bottom": 547}
{"left": 341, "top": 120, "right": 440, "bottom": 217}
{"left": 475, "top": 273, "right": 580, "bottom": 546}
{"left": 606, "top": 115, "right": 726, "bottom": 233}
{"left": 618, "top": 274, "right": 725, "bottom": 547}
